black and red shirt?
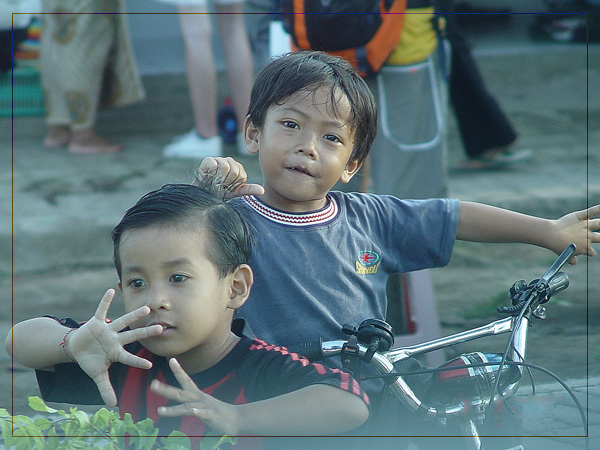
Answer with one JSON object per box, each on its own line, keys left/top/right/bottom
{"left": 36, "top": 318, "right": 368, "bottom": 448}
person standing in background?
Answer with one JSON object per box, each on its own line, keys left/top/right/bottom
{"left": 41, "top": 0, "right": 145, "bottom": 154}
{"left": 437, "top": 0, "right": 532, "bottom": 170}
{"left": 159, "top": 0, "right": 254, "bottom": 159}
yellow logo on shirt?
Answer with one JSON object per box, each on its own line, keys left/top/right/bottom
{"left": 355, "top": 251, "right": 380, "bottom": 275}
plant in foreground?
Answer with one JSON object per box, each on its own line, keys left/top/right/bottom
{"left": 0, "top": 396, "right": 236, "bottom": 450}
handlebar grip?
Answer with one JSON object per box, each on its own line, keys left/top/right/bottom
{"left": 547, "top": 271, "right": 569, "bottom": 297}
{"left": 288, "top": 339, "right": 324, "bottom": 362}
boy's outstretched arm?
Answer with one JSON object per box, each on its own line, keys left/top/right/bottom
{"left": 5, "top": 289, "right": 163, "bottom": 407}
{"left": 195, "top": 157, "right": 264, "bottom": 199}
{"left": 456, "top": 202, "right": 600, "bottom": 264}
{"left": 152, "top": 358, "right": 369, "bottom": 436}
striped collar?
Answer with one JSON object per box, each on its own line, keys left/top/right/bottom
{"left": 242, "top": 195, "right": 339, "bottom": 227}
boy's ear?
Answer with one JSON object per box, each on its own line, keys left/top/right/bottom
{"left": 227, "top": 264, "right": 253, "bottom": 310}
{"left": 339, "top": 158, "right": 363, "bottom": 184}
{"left": 117, "top": 280, "right": 123, "bottom": 292}
{"left": 244, "top": 116, "right": 260, "bottom": 155}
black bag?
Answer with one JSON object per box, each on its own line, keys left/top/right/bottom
{"left": 284, "top": 0, "right": 389, "bottom": 51}
{"left": 281, "top": 0, "right": 407, "bottom": 77}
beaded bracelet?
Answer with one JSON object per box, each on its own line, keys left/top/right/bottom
{"left": 59, "top": 328, "right": 76, "bottom": 362}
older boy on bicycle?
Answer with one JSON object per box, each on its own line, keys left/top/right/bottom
{"left": 198, "top": 51, "right": 598, "bottom": 351}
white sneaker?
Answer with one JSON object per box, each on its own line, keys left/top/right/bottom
{"left": 236, "top": 132, "right": 251, "bottom": 156}
{"left": 163, "top": 130, "right": 223, "bottom": 159}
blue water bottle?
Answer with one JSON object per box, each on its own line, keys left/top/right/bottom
{"left": 217, "top": 99, "right": 237, "bottom": 144}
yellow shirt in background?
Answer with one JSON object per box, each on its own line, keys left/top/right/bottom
{"left": 386, "top": 7, "right": 439, "bottom": 66}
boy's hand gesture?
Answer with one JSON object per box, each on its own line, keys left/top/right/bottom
{"left": 67, "top": 289, "right": 163, "bottom": 407}
{"left": 196, "top": 157, "right": 264, "bottom": 200}
{"left": 151, "top": 358, "right": 240, "bottom": 436}
{"left": 554, "top": 204, "right": 600, "bottom": 264}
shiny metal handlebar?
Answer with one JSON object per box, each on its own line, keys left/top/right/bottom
{"left": 320, "top": 315, "right": 527, "bottom": 420}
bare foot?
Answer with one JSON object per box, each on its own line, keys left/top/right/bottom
{"left": 68, "top": 128, "right": 123, "bottom": 154}
{"left": 44, "top": 125, "right": 71, "bottom": 148}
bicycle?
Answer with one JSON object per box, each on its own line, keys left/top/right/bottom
{"left": 292, "top": 244, "right": 588, "bottom": 450}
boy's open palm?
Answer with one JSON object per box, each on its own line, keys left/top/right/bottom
{"left": 197, "top": 157, "right": 264, "bottom": 199}
{"left": 555, "top": 204, "right": 600, "bottom": 264}
{"left": 67, "top": 289, "right": 163, "bottom": 407}
{"left": 151, "top": 358, "right": 239, "bottom": 436}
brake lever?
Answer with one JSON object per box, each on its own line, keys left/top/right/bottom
{"left": 537, "top": 243, "right": 576, "bottom": 287}
{"left": 498, "top": 244, "right": 575, "bottom": 316}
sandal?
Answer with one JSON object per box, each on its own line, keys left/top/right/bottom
{"left": 457, "top": 148, "right": 532, "bottom": 171}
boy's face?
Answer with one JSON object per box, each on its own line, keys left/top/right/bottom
{"left": 245, "top": 87, "right": 361, "bottom": 212}
{"left": 117, "top": 224, "right": 247, "bottom": 373}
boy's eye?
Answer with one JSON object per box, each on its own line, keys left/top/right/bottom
{"left": 170, "top": 274, "right": 188, "bottom": 283}
{"left": 324, "top": 134, "right": 341, "bottom": 143}
{"left": 128, "top": 279, "right": 145, "bottom": 289}
{"left": 281, "top": 120, "right": 299, "bottom": 129}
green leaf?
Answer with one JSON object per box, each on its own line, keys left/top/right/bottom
{"left": 91, "top": 408, "right": 111, "bottom": 430}
{"left": 28, "top": 396, "right": 59, "bottom": 414}
{"left": 71, "top": 409, "right": 91, "bottom": 428}
{"left": 11, "top": 432, "right": 33, "bottom": 450}
{"left": 46, "top": 426, "right": 63, "bottom": 450}
{"left": 130, "top": 429, "right": 159, "bottom": 450}
{"left": 199, "top": 434, "right": 238, "bottom": 450}
{"left": 1, "top": 418, "right": 16, "bottom": 449}
{"left": 68, "top": 438, "right": 90, "bottom": 449}
{"left": 162, "top": 430, "right": 191, "bottom": 450}
{"left": 133, "top": 417, "right": 156, "bottom": 434}
{"left": 13, "top": 425, "right": 45, "bottom": 449}
{"left": 11, "top": 415, "right": 34, "bottom": 427}
{"left": 33, "top": 417, "right": 52, "bottom": 431}
{"left": 122, "top": 413, "right": 134, "bottom": 428}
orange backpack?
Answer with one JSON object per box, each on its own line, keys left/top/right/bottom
{"left": 282, "top": 0, "right": 408, "bottom": 78}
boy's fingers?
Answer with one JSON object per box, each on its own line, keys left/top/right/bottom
{"left": 108, "top": 306, "right": 151, "bottom": 332}
{"left": 169, "top": 358, "right": 200, "bottom": 392}
{"left": 117, "top": 349, "right": 153, "bottom": 370}
{"left": 93, "top": 289, "right": 115, "bottom": 320}
{"left": 151, "top": 378, "right": 209, "bottom": 418}
{"left": 157, "top": 403, "right": 207, "bottom": 418}
{"left": 587, "top": 204, "right": 600, "bottom": 218}
{"left": 199, "top": 157, "right": 219, "bottom": 174}
{"left": 150, "top": 379, "right": 177, "bottom": 398}
{"left": 92, "top": 372, "right": 117, "bottom": 408}
{"left": 235, "top": 183, "right": 265, "bottom": 197}
{"left": 118, "top": 323, "right": 163, "bottom": 345}
{"left": 577, "top": 204, "right": 600, "bottom": 221}
{"left": 150, "top": 378, "right": 198, "bottom": 404}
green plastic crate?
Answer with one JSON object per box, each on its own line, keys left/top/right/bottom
{"left": 0, "top": 67, "right": 45, "bottom": 118}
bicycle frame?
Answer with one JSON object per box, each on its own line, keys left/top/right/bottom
{"left": 321, "top": 314, "right": 526, "bottom": 419}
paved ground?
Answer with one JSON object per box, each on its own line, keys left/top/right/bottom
{"left": 1, "top": 14, "right": 599, "bottom": 449}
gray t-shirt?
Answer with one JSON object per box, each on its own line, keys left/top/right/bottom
{"left": 232, "top": 191, "right": 459, "bottom": 347}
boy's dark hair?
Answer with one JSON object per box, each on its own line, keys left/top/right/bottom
{"left": 247, "top": 51, "right": 377, "bottom": 164}
{"left": 112, "top": 184, "right": 254, "bottom": 280}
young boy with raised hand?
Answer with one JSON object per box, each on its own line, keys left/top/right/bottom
{"left": 5, "top": 184, "right": 369, "bottom": 445}
{"left": 196, "top": 50, "right": 600, "bottom": 422}
{"left": 198, "top": 50, "right": 599, "bottom": 349}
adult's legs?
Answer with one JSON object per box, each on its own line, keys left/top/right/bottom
{"left": 177, "top": 5, "right": 218, "bottom": 139}
{"left": 215, "top": 2, "right": 254, "bottom": 128}
{"left": 40, "top": 1, "right": 123, "bottom": 153}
